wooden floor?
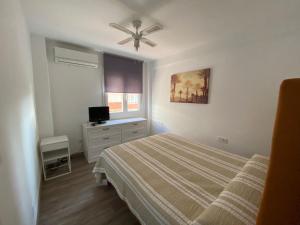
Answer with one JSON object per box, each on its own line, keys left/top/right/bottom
{"left": 39, "top": 154, "right": 140, "bottom": 225}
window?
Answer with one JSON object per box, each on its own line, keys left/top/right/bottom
{"left": 107, "top": 93, "right": 141, "bottom": 113}
{"left": 103, "top": 53, "right": 143, "bottom": 115}
{"left": 127, "top": 93, "right": 140, "bottom": 112}
{"left": 107, "top": 93, "right": 123, "bottom": 113}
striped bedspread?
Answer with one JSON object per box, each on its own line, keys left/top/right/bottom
{"left": 93, "top": 133, "right": 268, "bottom": 225}
{"left": 195, "top": 154, "right": 269, "bottom": 225}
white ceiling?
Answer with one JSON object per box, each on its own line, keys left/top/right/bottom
{"left": 22, "top": 0, "right": 300, "bottom": 60}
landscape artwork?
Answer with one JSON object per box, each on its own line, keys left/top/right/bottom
{"left": 170, "top": 68, "right": 210, "bottom": 104}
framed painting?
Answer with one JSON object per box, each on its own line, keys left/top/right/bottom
{"left": 170, "top": 68, "right": 210, "bottom": 104}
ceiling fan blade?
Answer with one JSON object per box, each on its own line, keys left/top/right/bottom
{"left": 140, "top": 24, "right": 163, "bottom": 36}
{"left": 118, "top": 37, "right": 134, "bottom": 45}
{"left": 109, "top": 23, "right": 134, "bottom": 35}
{"left": 140, "top": 38, "right": 156, "bottom": 47}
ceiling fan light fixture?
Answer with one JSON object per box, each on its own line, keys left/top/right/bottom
{"left": 109, "top": 19, "right": 163, "bottom": 51}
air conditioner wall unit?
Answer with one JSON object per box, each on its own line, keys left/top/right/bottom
{"left": 54, "top": 47, "right": 98, "bottom": 68}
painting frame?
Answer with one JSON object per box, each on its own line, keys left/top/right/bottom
{"left": 170, "top": 68, "right": 210, "bottom": 104}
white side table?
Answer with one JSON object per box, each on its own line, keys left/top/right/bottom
{"left": 40, "top": 135, "right": 71, "bottom": 180}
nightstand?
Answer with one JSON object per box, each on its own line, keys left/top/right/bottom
{"left": 40, "top": 135, "right": 71, "bottom": 180}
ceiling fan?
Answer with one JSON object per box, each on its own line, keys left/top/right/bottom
{"left": 109, "top": 20, "right": 163, "bottom": 51}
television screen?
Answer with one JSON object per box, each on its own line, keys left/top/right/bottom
{"left": 88, "top": 106, "right": 110, "bottom": 123}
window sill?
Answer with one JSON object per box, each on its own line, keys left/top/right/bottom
{"left": 109, "top": 110, "right": 145, "bottom": 120}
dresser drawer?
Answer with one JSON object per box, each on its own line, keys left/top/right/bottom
{"left": 89, "top": 145, "right": 106, "bottom": 157}
{"left": 88, "top": 149, "right": 103, "bottom": 163}
{"left": 88, "top": 126, "right": 121, "bottom": 139}
{"left": 83, "top": 118, "right": 147, "bottom": 163}
{"left": 122, "top": 128, "right": 146, "bottom": 142}
{"left": 88, "top": 145, "right": 114, "bottom": 163}
{"left": 122, "top": 121, "right": 146, "bottom": 130}
{"left": 88, "top": 134, "right": 121, "bottom": 147}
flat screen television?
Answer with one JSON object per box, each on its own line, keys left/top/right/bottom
{"left": 88, "top": 106, "right": 110, "bottom": 124}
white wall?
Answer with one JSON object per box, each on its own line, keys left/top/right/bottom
{"left": 45, "top": 41, "right": 104, "bottom": 153}
{"left": 30, "top": 39, "right": 149, "bottom": 154}
{"left": 30, "top": 35, "right": 151, "bottom": 154}
{"left": 0, "top": 0, "right": 40, "bottom": 225}
{"left": 151, "top": 32, "right": 300, "bottom": 157}
{"left": 31, "top": 34, "right": 54, "bottom": 138}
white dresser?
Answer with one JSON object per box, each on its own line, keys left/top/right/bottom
{"left": 82, "top": 117, "right": 147, "bottom": 163}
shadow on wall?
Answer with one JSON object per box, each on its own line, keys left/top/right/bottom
{"left": 151, "top": 119, "right": 170, "bottom": 134}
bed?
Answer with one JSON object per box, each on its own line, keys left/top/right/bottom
{"left": 93, "top": 133, "right": 269, "bottom": 225}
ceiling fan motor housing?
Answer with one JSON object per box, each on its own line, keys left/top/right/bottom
{"left": 132, "top": 20, "right": 142, "bottom": 30}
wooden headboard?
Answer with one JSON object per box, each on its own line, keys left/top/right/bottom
{"left": 256, "top": 79, "right": 300, "bottom": 225}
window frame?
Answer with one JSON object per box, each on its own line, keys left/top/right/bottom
{"left": 127, "top": 93, "right": 141, "bottom": 112}
{"left": 105, "top": 92, "right": 144, "bottom": 119}
{"left": 106, "top": 92, "right": 124, "bottom": 114}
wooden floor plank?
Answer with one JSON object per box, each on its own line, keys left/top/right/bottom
{"left": 39, "top": 154, "right": 140, "bottom": 225}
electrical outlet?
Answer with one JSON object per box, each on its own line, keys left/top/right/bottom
{"left": 217, "top": 136, "right": 229, "bottom": 144}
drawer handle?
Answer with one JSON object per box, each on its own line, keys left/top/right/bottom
{"left": 102, "top": 128, "right": 109, "bottom": 131}
{"left": 132, "top": 123, "right": 138, "bottom": 126}
{"left": 132, "top": 131, "right": 138, "bottom": 134}
{"left": 103, "top": 137, "right": 110, "bottom": 140}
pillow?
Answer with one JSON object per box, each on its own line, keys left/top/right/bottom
{"left": 193, "top": 154, "right": 269, "bottom": 225}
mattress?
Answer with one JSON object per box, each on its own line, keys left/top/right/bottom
{"left": 93, "top": 133, "right": 268, "bottom": 225}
